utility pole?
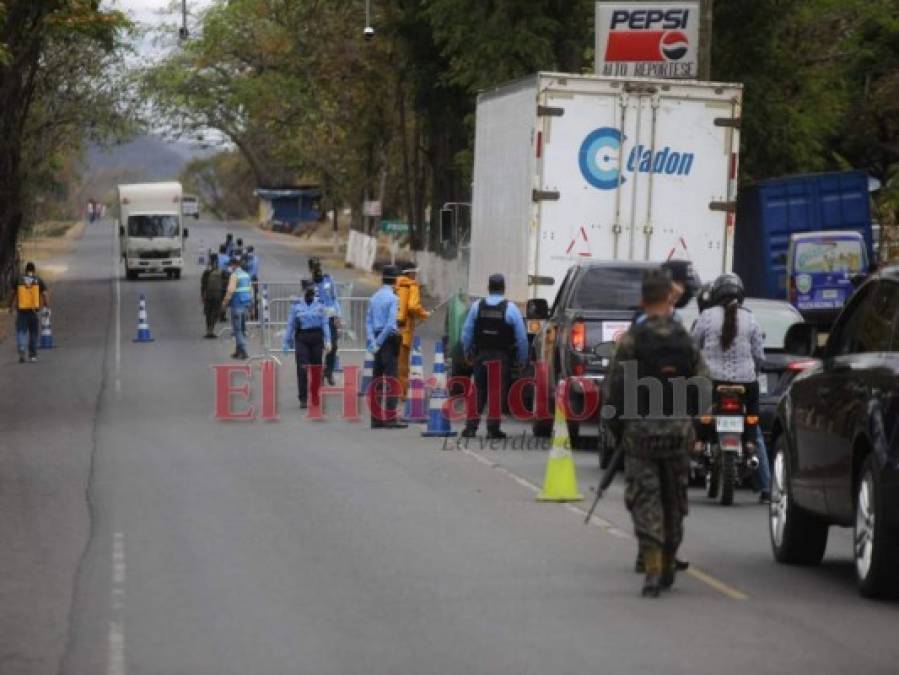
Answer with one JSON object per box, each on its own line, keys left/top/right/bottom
{"left": 698, "top": 0, "right": 713, "bottom": 80}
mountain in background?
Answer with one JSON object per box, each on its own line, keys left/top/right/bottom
{"left": 82, "top": 135, "right": 219, "bottom": 202}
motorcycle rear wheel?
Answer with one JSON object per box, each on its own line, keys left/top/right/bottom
{"left": 719, "top": 452, "right": 736, "bottom": 506}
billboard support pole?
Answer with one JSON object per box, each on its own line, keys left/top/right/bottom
{"left": 698, "top": 0, "right": 713, "bottom": 80}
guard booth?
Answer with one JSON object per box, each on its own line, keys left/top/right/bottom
{"left": 255, "top": 186, "right": 322, "bottom": 233}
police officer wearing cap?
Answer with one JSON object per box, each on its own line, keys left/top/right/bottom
{"left": 461, "top": 273, "right": 528, "bottom": 439}
{"left": 366, "top": 265, "right": 406, "bottom": 429}
{"left": 283, "top": 279, "right": 331, "bottom": 409}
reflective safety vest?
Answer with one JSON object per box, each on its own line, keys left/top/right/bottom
{"left": 16, "top": 277, "right": 41, "bottom": 310}
{"left": 231, "top": 268, "right": 252, "bottom": 307}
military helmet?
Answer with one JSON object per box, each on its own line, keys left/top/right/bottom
{"left": 711, "top": 273, "right": 745, "bottom": 306}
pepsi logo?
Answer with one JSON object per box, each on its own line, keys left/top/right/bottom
{"left": 660, "top": 31, "right": 689, "bottom": 61}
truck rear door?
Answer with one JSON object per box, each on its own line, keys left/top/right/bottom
{"left": 536, "top": 78, "right": 740, "bottom": 289}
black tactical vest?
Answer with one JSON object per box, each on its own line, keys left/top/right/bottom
{"left": 475, "top": 300, "right": 514, "bottom": 352}
{"left": 631, "top": 317, "right": 697, "bottom": 417}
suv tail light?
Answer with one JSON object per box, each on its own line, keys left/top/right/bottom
{"left": 570, "top": 320, "right": 586, "bottom": 352}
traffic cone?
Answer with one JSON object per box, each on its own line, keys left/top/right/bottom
{"left": 537, "top": 381, "right": 583, "bottom": 501}
{"left": 422, "top": 340, "right": 457, "bottom": 437}
{"left": 133, "top": 294, "right": 154, "bottom": 342}
{"left": 38, "top": 308, "right": 55, "bottom": 349}
{"left": 402, "top": 335, "right": 427, "bottom": 423}
{"left": 358, "top": 349, "right": 374, "bottom": 397}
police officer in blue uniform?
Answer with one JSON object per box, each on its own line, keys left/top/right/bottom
{"left": 310, "top": 257, "right": 342, "bottom": 386}
{"left": 283, "top": 279, "right": 332, "bottom": 409}
{"left": 461, "top": 273, "right": 528, "bottom": 439}
{"left": 221, "top": 255, "right": 254, "bottom": 359}
{"left": 366, "top": 265, "right": 407, "bottom": 429}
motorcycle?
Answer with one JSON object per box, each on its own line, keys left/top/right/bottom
{"left": 695, "top": 384, "right": 760, "bottom": 505}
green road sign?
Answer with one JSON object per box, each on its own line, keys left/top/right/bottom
{"left": 380, "top": 220, "right": 410, "bottom": 234}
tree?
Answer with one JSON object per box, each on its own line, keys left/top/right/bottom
{"left": 0, "top": 1, "right": 131, "bottom": 289}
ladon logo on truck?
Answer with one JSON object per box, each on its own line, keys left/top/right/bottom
{"left": 578, "top": 127, "right": 695, "bottom": 190}
{"left": 605, "top": 8, "right": 692, "bottom": 62}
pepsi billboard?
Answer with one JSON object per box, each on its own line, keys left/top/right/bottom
{"left": 595, "top": 1, "right": 700, "bottom": 79}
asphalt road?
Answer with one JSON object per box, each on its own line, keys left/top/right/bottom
{"left": 1, "top": 220, "right": 897, "bottom": 675}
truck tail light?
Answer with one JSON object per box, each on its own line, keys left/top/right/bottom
{"left": 570, "top": 320, "right": 586, "bottom": 352}
{"left": 719, "top": 396, "right": 741, "bottom": 413}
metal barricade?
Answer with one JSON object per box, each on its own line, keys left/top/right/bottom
{"left": 262, "top": 280, "right": 354, "bottom": 304}
{"left": 262, "top": 296, "right": 369, "bottom": 354}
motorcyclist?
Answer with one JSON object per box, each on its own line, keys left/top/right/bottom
{"left": 691, "top": 273, "right": 771, "bottom": 502}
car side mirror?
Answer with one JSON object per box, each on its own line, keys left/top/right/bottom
{"left": 526, "top": 298, "right": 549, "bottom": 320}
{"left": 119, "top": 224, "right": 124, "bottom": 237}
{"left": 183, "top": 228, "right": 189, "bottom": 239}
{"left": 783, "top": 322, "right": 818, "bottom": 357}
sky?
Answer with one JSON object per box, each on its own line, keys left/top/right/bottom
{"left": 109, "top": 0, "right": 214, "bottom": 57}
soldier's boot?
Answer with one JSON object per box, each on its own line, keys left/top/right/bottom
{"left": 636, "top": 550, "right": 687, "bottom": 574}
{"left": 660, "top": 550, "right": 677, "bottom": 590}
{"left": 641, "top": 548, "right": 663, "bottom": 598}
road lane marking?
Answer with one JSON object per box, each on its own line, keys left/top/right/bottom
{"left": 459, "top": 446, "right": 748, "bottom": 601}
{"left": 107, "top": 532, "right": 127, "bottom": 675}
{"left": 113, "top": 230, "right": 121, "bottom": 396}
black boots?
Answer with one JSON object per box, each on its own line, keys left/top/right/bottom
{"left": 641, "top": 549, "right": 663, "bottom": 598}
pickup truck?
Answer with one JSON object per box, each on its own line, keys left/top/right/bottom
{"left": 527, "top": 260, "right": 659, "bottom": 451}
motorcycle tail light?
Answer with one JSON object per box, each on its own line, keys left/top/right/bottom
{"left": 719, "top": 397, "right": 741, "bottom": 413}
{"left": 721, "top": 437, "right": 741, "bottom": 450}
{"left": 570, "top": 320, "right": 586, "bottom": 352}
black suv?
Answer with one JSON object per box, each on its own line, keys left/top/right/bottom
{"left": 527, "top": 261, "right": 658, "bottom": 450}
{"left": 769, "top": 268, "right": 899, "bottom": 598}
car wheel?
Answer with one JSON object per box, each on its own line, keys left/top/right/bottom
{"left": 769, "top": 436, "right": 829, "bottom": 565}
{"left": 854, "top": 455, "right": 899, "bottom": 599}
{"left": 719, "top": 452, "right": 735, "bottom": 506}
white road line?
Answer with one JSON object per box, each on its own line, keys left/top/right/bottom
{"left": 113, "top": 231, "right": 121, "bottom": 395}
{"left": 107, "top": 532, "right": 127, "bottom": 675}
{"left": 459, "top": 446, "right": 748, "bottom": 600}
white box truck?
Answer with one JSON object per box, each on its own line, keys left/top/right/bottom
{"left": 117, "top": 182, "right": 189, "bottom": 280}
{"left": 468, "top": 72, "right": 742, "bottom": 302}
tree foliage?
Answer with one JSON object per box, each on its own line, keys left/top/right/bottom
{"left": 0, "top": 1, "right": 132, "bottom": 287}
{"left": 140, "top": 0, "right": 898, "bottom": 250}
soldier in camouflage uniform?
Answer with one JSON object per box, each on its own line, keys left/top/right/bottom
{"left": 606, "top": 268, "right": 708, "bottom": 597}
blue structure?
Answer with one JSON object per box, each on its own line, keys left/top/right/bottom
{"left": 255, "top": 187, "right": 322, "bottom": 230}
{"left": 734, "top": 170, "right": 873, "bottom": 300}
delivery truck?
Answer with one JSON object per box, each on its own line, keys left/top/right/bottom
{"left": 733, "top": 170, "right": 874, "bottom": 304}
{"left": 117, "top": 182, "right": 189, "bottom": 280}
{"left": 468, "top": 72, "right": 743, "bottom": 304}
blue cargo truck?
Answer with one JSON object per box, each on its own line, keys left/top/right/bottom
{"left": 734, "top": 170, "right": 873, "bottom": 313}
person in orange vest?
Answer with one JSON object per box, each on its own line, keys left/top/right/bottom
{"left": 395, "top": 263, "right": 430, "bottom": 399}
{"left": 11, "top": 261, "right": 49, "bottom": 363}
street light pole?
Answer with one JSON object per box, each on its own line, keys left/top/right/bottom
{"left": 179, "top": 0, "right": 189, "bottom": 40}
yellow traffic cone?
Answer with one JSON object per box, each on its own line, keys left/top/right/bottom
{"left": 537, "top": 384, "right": 583, "bottom": 502}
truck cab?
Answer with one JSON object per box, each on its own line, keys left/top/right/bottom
{"left": 117, "top": 182, "right": 188, "bottom": 280}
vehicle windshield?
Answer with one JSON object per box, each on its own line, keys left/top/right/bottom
{"left": 571, "top": 267, "right": 645, "bottom": 310}
{"left": 745, "top": 300, "right": 803, "bottom": 350}
{"left": 794, "top": 238, "right": 866, "bottom": 274}
{"left": 128, "top": 215, "right": 180, "bottom": 238}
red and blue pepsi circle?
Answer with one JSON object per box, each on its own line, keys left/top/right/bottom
{"left": 660, "top": 31, "right": 689, "bottom": 60}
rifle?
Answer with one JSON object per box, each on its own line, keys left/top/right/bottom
{"left": 583, "top": 443, "right": 625, "bottom": 524}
